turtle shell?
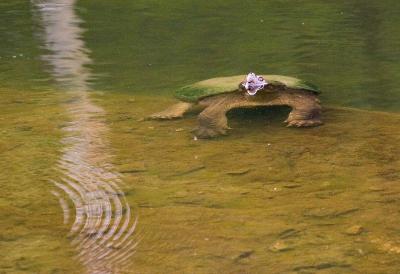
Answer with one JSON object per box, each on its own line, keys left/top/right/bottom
{"left": 174, "top": 75, "right": 321, "bottom": 102}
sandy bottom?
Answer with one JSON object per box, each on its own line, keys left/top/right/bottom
{"left": 1, "top": 89, "right": 400, "bottom": 273}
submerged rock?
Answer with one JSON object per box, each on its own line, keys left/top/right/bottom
{"left": 278, "top": 228, "right": 300, "bottom": 239}
{"left": 345, "top": 225, "right": 364, "bottom": 235}
{"left": 234, "top": 250, "right": 254, "bottom": 261}
{"left": 269, "top": 240, "right": 292, "bottom": 252}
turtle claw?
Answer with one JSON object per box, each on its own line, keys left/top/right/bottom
{"left": 286, "top": 119, "right": 323, "bottom": 128}
{"left": 192, "top": 126, "right": 228, "bottom": 139}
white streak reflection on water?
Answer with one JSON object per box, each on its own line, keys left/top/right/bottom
{"left": 32, "top": 1, "right": 138, "bottom": 273}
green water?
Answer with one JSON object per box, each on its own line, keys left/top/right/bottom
{"left": 1, "top": 0, "right": 400, "bottom": 273}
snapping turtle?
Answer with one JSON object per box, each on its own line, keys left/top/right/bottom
{"left": 149, "top": 73, "right": 322, "bottom": 138}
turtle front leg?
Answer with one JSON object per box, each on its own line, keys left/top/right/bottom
{"left": 193, "top": 110, "right": 230, "bottom": 138}
{"left": 193, "top": 99, "right": 232, "bottom": 139}
{"left": 285, "top": 100, "right": 323, "bottom": 127}
{"left": 149, "top": 102, "right": 193, "bottom": 120}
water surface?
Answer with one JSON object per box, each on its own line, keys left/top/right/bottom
{"left": 1, "top": 0, "right": 400, "bottom": 273}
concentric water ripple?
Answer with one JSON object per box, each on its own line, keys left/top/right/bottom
{"left": 51, "top": 94, "right": 139, "bottom": 273}
{"left": 32, "top": 0, "right": 138, "bottom": 272}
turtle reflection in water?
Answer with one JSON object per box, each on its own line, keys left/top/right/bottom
{"left": 149, "top": 73, "right": 323, "bottom": 138}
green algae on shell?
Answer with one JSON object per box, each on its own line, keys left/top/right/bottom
{"left": 174, "top": 75, "right": 321, "bottom": 102}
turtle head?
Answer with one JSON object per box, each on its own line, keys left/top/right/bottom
{"left": 241, "top": 72, "right": 268, "bottom": 95}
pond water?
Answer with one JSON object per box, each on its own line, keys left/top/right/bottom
{"left": 1, "top": 0, "right": 400, "bottom": 273}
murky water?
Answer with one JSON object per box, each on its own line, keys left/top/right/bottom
{"left": 33, "top": 0, "right": 138, "bottom": 272}
{"left": 1, "top": 0, "right": 400, "bottom": 273}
